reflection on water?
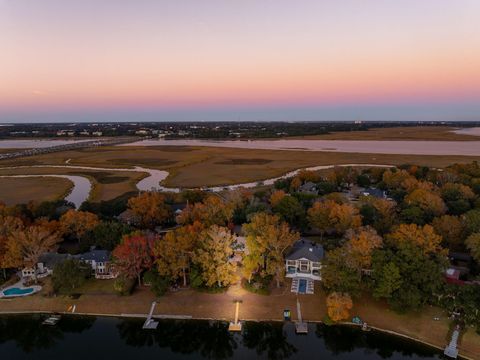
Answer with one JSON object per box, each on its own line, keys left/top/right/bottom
{"left": 0, "top": 315, "right": 442, "bottom": 359}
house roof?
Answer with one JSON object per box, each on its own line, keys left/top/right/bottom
{"left": 38, "top": 252, "right": 70, "bottom": 269}
{"left": 299, "top": 182, "right": 317, "bottom": 192}
{"left": 74, "top": 250, "right": 110, "bottom": 262}
{"left": 361, "top": 188, "right": 385, "bottom": 198}
{"left": 286, "top": 239, "right": 324, "bottom": 262}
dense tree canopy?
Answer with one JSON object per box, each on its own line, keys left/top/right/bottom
{"left": 127, "top": 192, "right": 172, "bottom": 229}
{"left": 193, "top": 225, "right": 237, "bottom": 288}
{"left": 242, "top": 212, "right": 299, "bottom": 287}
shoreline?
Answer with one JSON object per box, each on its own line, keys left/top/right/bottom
{"left": 0, "top": 309, "right": 472, "bottom": 360}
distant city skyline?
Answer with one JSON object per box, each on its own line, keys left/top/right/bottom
{"left": 1, "top": 0, "right": 479, "bottom": 123}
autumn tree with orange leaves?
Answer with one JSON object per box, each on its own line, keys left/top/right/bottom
{"left": 154, "top": 222, "right": 203, "bottom": 286}
{"left": 386, "top": 223, "right": 445, "bottom": 256}
{"left": 127, "top": 192, "right": 172, "bottom": 229}
{"left": 326, "top": 292, "right": 353, "bottom": 322}
{"left": 177, "top": 196, "right": 233, "bottom": 227}
{"left": 269, "top": 190, "right": 286, "bottom": 208}
{"left": 4, "top": 224, "right": 61, "bottom": 281}
{"left": 60, "top": 209, "right": 99, "bottom": 240}
{"left": 308, "top": 200, "right": 361, "bottom": 238}
{"left": 113, "top": 233, "right": 155, "bottom": 286}
{"left": 0, "top": 215, "right": 24, "bottom": 278}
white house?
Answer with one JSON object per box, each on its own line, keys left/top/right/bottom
{"left": 21, "top": 253, "right": 69, "bottom": 279}
{"left": 22, "top": 250, "right": 116, "bottom": 280}
{"left": 285, "top": 240, "right": 324, "bottom": 294}
{"left": 75, "top": 250, "right": 116, "bottom": 279}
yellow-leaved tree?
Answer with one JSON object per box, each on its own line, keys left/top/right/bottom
{"left": 386, "top": 223, "right": 445, "bottom": 256}
{"left": 242, "top": 212, "right": 299, "bottom": 287}
{"left": 326, "top": 292, "right": 353, "bottom": 322}
{"left": 193, "top": 225, "right": 237, "bottom": 288}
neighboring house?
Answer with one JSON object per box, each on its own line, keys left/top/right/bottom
{"left": 22, "top": 250, "right": 117, "bottom": 280}
{"left": 361, "top": 187, "right": 388, "bottom": 199}
{"left": 285, "top": 240, "right": 324, "bottom": 295}
{"left": 298, "top": 182, "right": 318, "bottom": 195}
{"left": 21, "top": 253, "right": 69, "bottom": 279}
{"left": 74, "top": 250, "right": 117, "bottom": 279}
{"left": 171, "top": 203, "right": 187, "bottom": 216}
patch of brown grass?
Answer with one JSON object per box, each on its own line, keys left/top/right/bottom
{"left": 0, "top": 177, "right": 72, "bottom": 205}
{"left": 289, "top": 126, "right": 479, "bottom": 141}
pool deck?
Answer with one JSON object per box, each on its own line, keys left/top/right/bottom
{"left": 0, "top": 281, "right": 42, "bottom": 299}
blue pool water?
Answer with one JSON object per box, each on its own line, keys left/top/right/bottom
{"left": 2, "top": 287, "right": 34, "bottom": 296}
{"left": 298, "top": 279, "right": 307, "bottom": 293}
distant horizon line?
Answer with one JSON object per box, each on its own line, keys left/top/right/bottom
{"left": 1, "top": 120, "right": 480, "bottom": 125}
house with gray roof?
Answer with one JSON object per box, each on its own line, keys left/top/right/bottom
{"left": 285, "top": 239, "right": 324, "bottom": 282}
{"left": 73, "top": 249, "right": 116, "bottom": 279}
{"left": 298, "top": 182, "right": 318, "bottom": 195}
{"left": 22, "top": 249, "right": 116, "bottom": 280}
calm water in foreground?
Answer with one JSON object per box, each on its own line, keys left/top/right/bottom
{"left": 0, "top": 315, "right": 443, "bottom": 360}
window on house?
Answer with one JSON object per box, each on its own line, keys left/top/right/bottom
{"left": 287, "top": 260, "right": 296, "bottom": 266}
{"left": 312, "top": 262, "right": 321, "bottom": 268}
{"left": 299, "top": 260, "right": 309, "bottom": 272}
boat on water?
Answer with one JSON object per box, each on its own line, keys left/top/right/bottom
{"left": 42, "top": 314, "right": 61, "bottom": 326}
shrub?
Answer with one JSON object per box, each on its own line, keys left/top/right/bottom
{"left": 143, "top": 270, "right": 170, "bottom": 297}
{"left": 242, "top": 274, "right": 272, "bottom": 295}
{"left": 113, "top": 277, "right": 136, "bottom": 296}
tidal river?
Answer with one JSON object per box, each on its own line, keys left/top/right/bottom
{"left": 0, "top": 164, "right": 391, "bottom": 208}
{"left": 121, "top": 138, "right": 480, "bottom": 156}
{"left": 0, "top": 315, "right": 443, "bottom": 359}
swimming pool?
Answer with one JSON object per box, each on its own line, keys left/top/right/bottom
{"left": 2, "top": 287, "right": 34, "bottom": 296}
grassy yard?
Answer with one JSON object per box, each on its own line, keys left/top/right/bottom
{"left": 0, "top": 177, "right": 73, "bottom": 205}
{"left": 75, "top": 279, "right": 117, "bottom": 295}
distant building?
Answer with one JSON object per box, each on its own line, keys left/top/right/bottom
{"left": 298, "top": 182, "right": 318, "bottom": 195}
{"left": 361, "top": 187, "right": 387, "bottom": 199}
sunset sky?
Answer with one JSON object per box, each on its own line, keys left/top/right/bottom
{"left": 1, "top": 0, "right": 480, "bottom": 122}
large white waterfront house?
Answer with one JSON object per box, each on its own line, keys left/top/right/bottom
{"left": 285, "top": 240, "right": 324, "bottom": 294}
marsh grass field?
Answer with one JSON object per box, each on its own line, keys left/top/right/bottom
{"left": 1, "top": 144, "right": 480, "bottom": 205}
{"left": 287, "top": 126, "right": 480, "bottom": 141}
{"left": 0, "top": 177, "right": 73, "bottom": 205}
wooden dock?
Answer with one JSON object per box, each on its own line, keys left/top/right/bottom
{"left": 143, "top": 302, "right": 159, "bottom": 330}
{"left": 228, "top": 300, "right": 242, "bottom": 332}
{"left": 295, "top": 299, "right": 308, "bottom": 334}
